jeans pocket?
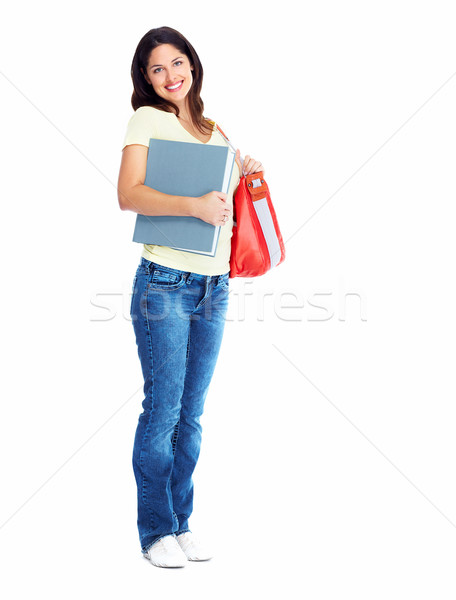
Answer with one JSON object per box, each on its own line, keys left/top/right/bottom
{"left": 148, "top": 266, "right": 186, "bottom": 291}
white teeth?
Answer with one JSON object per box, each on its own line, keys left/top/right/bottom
{"left": 166, "top": 81, "right": 183, "bottom": 90}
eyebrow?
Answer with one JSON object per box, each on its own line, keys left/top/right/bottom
{"left": 149, "top": 56, "right": 183, "bottom": 69}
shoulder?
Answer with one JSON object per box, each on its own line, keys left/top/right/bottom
{"left": 124, "top": 106, "right": 168, "bottom": 135}
{"left": 122, "top": 106, "right": 168, "bottom": 150}
{"left": 128, "top": 105, "right": 169, "bottom": 124}
{"left": 135, "top": 105, "right": 164, "bottom": 115}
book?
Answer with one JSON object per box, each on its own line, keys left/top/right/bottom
{"left": 132, "top": 138, "right": 235, "bottom": 256}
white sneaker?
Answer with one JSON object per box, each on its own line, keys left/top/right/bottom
{"left": 176, "top": 532, "right": 213, "bottom": 561}
{"left": 144, "top": 535, "right": 187, "bottom": 568}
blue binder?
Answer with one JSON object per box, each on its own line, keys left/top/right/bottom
{"left": 132, "top": 138, "right": 235, "bottom": 256}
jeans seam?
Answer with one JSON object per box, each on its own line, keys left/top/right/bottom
{"left": 139, "top": 269, "right": 156, "bottom": 532}
{"left": 191, "top": 278, "right": 211, "bottom": 314}
{"left": 130, "top": 275, "right": 138, "bottom": 315}
{"left": 171, "top": 420, "right": 180, "bottom": 456}
{"left": 184, "top": 318, "right": 192, "bottom": 375}
{"left": 149, "top": 278, "right": 186, "bottom": 291}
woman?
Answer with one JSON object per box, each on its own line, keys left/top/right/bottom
{"left": 117, "top": 26, "right": 264, "bottom": 568}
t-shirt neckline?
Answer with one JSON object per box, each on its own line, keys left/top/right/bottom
{"left": 173, "top": 113, "right": 215, "bottom": 145}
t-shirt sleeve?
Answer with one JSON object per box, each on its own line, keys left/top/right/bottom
{"left": 121, "top": 107, "right": 159, "bottom": 150}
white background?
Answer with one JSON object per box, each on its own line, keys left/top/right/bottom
{"left": 1, "top": 0, "right": 456, "bottom": 597}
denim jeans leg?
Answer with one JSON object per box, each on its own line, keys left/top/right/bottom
{"left": 130, "top": 259, "right": 230, "bottom": 554}
{"left": 130, "top": 262, "right": 192, "bottom": 554}
{"left": 171, "top": 279, "right": 230, "bottom": 534}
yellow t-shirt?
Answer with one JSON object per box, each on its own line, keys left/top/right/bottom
{"left": 121, "top": 105, "right": 240, "bottom": 276}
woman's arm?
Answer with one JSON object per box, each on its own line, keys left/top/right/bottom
{"left": 117, "top": 144, "right": 195, "bottom": 216}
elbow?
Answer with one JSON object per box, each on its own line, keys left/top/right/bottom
{"left": 117, "top": 188, "right": 130, "bottom": 211}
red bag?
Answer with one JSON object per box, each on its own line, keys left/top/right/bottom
{"left": 216, "top": 125, "right": 286, "bottom": 278}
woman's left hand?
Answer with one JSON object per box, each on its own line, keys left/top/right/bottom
{"left": 235, "top": 149, "right": 265, "bottom": 177}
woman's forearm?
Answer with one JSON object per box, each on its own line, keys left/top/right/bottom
{"left": 118, "top": 183, "right": 196, "bottom": 217}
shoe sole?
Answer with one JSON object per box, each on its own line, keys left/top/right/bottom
{"left": 187, "top": 556, "right": 213, "bottom": 562}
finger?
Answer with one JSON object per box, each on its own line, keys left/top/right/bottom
{"left": 242, "top": 160, "right": 251, "bottom": 175}
{"left": 244, "top": 156, "right": 260, "bottom": 175}
{"left": 242, "top": 155, "right": 251, "bottom": 175}
{"left": 244, "top": 159, "right": 263, "bottom": 175}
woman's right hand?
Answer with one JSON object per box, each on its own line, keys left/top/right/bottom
{"left": 193, "top": 191, "right": 232, "bottom": 226}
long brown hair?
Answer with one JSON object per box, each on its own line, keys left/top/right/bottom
{"left": 130, "top": 26, "right": 214, "bottom": 136}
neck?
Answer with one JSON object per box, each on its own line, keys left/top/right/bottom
{"left": 176, "top": 97, "right": 192, "bottom": 122}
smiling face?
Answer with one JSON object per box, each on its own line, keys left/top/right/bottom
{"left": 143, "top": 43, "right": 194, "bottom": 109}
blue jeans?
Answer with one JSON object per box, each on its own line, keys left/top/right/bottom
{"left": 129, "top": 257, "right": 230, "bottom": 555}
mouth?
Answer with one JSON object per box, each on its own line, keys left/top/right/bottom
{"left": 164, "top": 80, "right": 184, "bottom": 92}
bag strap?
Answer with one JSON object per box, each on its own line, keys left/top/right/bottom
{"left": 215, "top": 123, "right": 245, "bottom": 172}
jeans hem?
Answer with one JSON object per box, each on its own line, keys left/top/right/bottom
{"left": 176, "top": 528, "right": 191, "bottom": 537}
{"left": 141, "top": 533, "right": 176, "bottom": 555}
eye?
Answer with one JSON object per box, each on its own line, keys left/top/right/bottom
{"left": 152, "top": 60, "right": 182, "bottom": 74}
